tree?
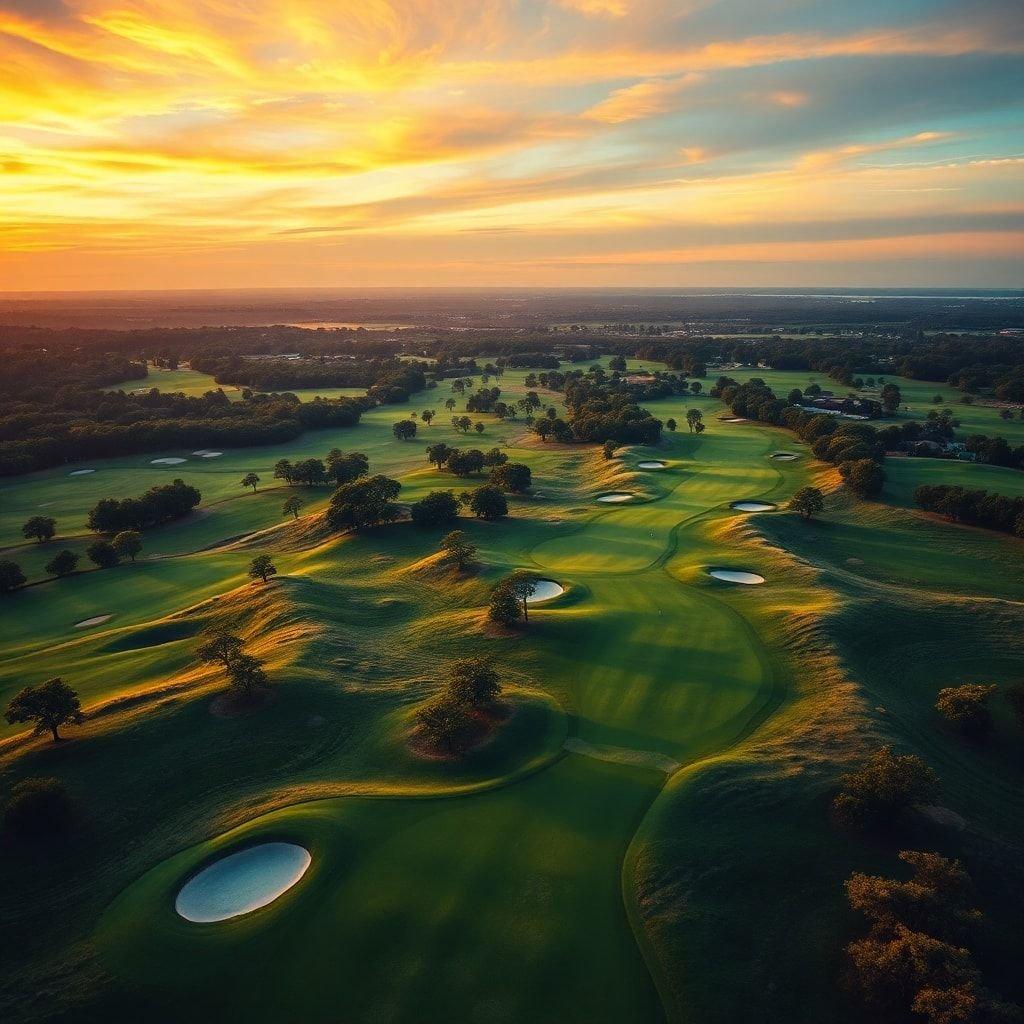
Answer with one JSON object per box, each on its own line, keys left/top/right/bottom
{"left": 505, "top": 570, "right": 539, "bottom": 622}
{"left": 282, "top": 494, "right": 304, "bottom": 519}
{"left": 665, "top": 417, "right": 677, "bottom": 432}
{"left": 273, "top": 458, "right": 295, "bottom": 484}
{"left": 45, "top": 550, "right": 79, "bottom": 577}
{"left": 446, "top": 658, "right": 501, "bottom": 707}
{"left": 490, "top": 463, "right": 532, "bottom": 493}
{"left": 841, "top": 458, "right": 886, "bottom": 498}
{"left": 410, "top": 490, "right": 460, "bottom": 528}
{"left": 413, "top": 696, "right": 479, "bottom": 756}
{"left": 790, "top": 486, "right": 824, "bottom": 520}
{"left": 467, "top": 485, "right": 508, "bottom": 521}
{"left": 832, "top": 746, "right": 939, "bottom": 832}
{"left": 86, "top": 540, "right": 120, "bottom": 569}
{"left": 482, "top": 447, "right": 508, "bottom": 467}
{"left": 22, "top": 516, "right": 56, "bottom": 543}
{"left": 445, "top": 397, "right": 456, "bottom": 411}
{"left": 196, "top": 631, "right": 244, "bottom": 670}
{"left": 935, "top": 685, "right": 997, "bottom": 740}
{"left": 5, "top": 678, "right": 84, "bottom": 742}
{"left": 326, "top": 450, "right": 369, "bottom": 485}
{"left": 686, "top": 408, "right": 703, "bottom": 432}
{"left": 602, "top": 440, "right": 618, "bottom": 460}
{"left": 488, "top": 581, "right": 522, "bottom": 625}
{"left": 881, "top": 383, "right": 903, "bottom": 414}
{"left": 241, "top": 472, "right": 260, "bottom": 492}
{"left": 0, "top": 560, "right": 27, "bottom": 594}
{"left": 439, "top": 530, "right": 476, "bottom": 571}
{"left": 393, "top": 419, "right": 417, "bottom": 441}
{"left": 326, "top": 475, "right": 402, "bottom": 532}
{"left": 248, "top": 554, "right": 277, "bottom": 583}
{"left": 112, "top": 530, "right": 143, "bottom": 562}
{"left": 226, "top": 652, "right": 269, "bottom": 698}
{"left": 3, "top": 777, "right": 74, "bottom": 837}
{"left": 426, "top": 442, "right": 452, "bottom": 469}
{"left": 788, "top": 388, "right": 804, "bottom": 405}
{"left": 690, "top": 381, "right": 703, "bottom": 395}
{"left": 421, "top": 409, "right": 435, "bottom": 426}
{"left": 446, "top": 449, "right": 485, "bottom": 477}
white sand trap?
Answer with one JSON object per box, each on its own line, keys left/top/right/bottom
{"left": 191, "top": 449, "right": 212, "bottom": 456}
{"left": 200, "top": 452, "right": 223, "bottom": 458}
{"left": 638, "top": 461, "right": 666, "bottom": 470}
{"left": 708, "top": 569, "right": 765, "bottom": 585}
{"left": 772, "top": 453, "right": 799, "bottom": 461}
{"left": 175, "top": 842, "right": 311, "bottom": 923}
{"left": 74, "top": 614, "right": 112, "bottom": 629}
{"left": 151, "top": 457, "right": 186, "bottom": 465}
{"left": 525, "top": 579, "right": 564, "bottom": 604}
{"left": 69, "top": 469, "right": 96, "bottom": 476}
{"left": 720, "top": 416, "right": 747, "bottom": 423}
{"left": 731, "top": 501, "right": 777, "bottom": 513}
{"left": 597, "top": 492, "right": 634, "bottom": 503}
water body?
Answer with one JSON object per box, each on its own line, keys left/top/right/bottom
{"left": 175, "top": 843, "right": 312, "bottom": 923}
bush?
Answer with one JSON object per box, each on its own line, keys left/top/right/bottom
{"left": 4, "top": 778, "right": 74, "bottom": 837}
{"left": 935, "top": 684, "right": 997, "bottom": 740}
{"left": 832, "top": 746, "right": 938, "bottom": 832}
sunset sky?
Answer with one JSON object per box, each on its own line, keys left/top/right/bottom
{"left": 1, "top": 0, "right": 1022, "bottom": 290}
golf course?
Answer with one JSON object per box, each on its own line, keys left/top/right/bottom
{"left": 2, "top": 356, "right": 1022, "bottom": 1023}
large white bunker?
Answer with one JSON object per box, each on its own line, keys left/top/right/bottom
{"left": 708, "top": 569, "right": 766, "bottom": 585}
{"left": 637, "top": 461, "right": 666, "bottom": 470}
{"left": 731, "top": 501, "right": 777, "bottom": 513}
{"left": 175, "top": 842, "right": 311, "bottom": 923}
{"left": 597, "top": 492, "right": 634, "bottom": 503}
{"left": 525, "top": 579, "right": 564, "bottom": 603}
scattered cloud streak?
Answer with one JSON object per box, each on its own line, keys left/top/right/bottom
{"left": 0, "top": 0, "right": 1021, "bottom": 288}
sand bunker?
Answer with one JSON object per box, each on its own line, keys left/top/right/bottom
{"left": 191, "top": 449, "right": 212, "bottom": 456}
{"left": 200, "top": 452, "right": 223, "bottom": 458}
{"left": 175, "top": 842, "right": 311, "bottom": 924}
{"left": 637, "top": 461, "right": 666, "bottom": 470}
{"left": 708, "top": 568, "right": 766, "bottom": 585}
{"left": 151, "top": 457, "right": 187, "bottom": 465}
{"left": 720, "top": 416, "right": 747, "bottom": 423}
{"left": 596, "top": 492, "right": 634, "bottom": 503}
{"left": 525, "top": 579, "right": 564, "bottom": 603}
{"left": 68, "top": 469, "right": 96, "bottom": 476}
{"left": 731, "top": 501, "right": 777, "bottom": 512}
{"left": 771, "top": 452, "right": 799, "bottom": 461}
{"left": 74, "top": 614, "right": 112, "bottom": 629}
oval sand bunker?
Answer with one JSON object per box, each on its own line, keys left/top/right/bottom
{"left": 708, "top": 569, "right": 766, "bottom": 585}
{"left": 731, "top": 501, "right": 777, "bottom": 513}
{"left": 74, "top": 614, "right": 112, "bottom": 629}
{"left": 69, "top": 469, "right": 96, "bottom": 476}
{"left": 597, "top": 492, "right": 634, "bottom": 503}
{"left": 638, "top": 461, "right": 666, "bottom": 470}
{"left": 771, "top": 453, "right": 799, "bottom": 461}
{"left": 151, "top": 457, "right": 186, "bottom": 466}
{"left": 525, "top": 579, "right": 564, "bottom": 603}
{"left": 200, "top": 451, "right": 223, "bottom": 458}
{"left": 175, "top": 842, "right": 311, "bottom": 923}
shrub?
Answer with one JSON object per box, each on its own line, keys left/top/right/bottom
{"left": 935, "top": 684, "right": 997, "bottom": 740}
{"left": 832, "top": 746, "right": 938, "bottom": 832}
